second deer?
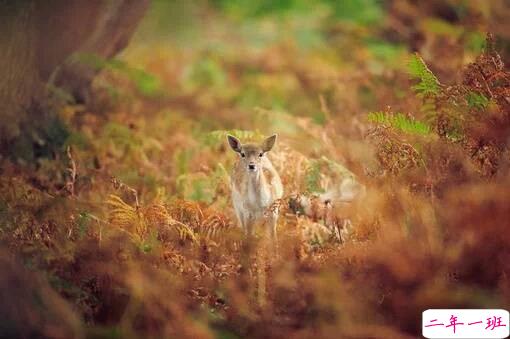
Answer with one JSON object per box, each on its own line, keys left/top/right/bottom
{"left": 227, "top": 134, "right": 283, "bottom": 241}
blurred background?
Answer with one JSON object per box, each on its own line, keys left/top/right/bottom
{"left": 0, "top": 1, "right": 509, "bottom": 338}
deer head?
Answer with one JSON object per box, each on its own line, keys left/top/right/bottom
{"left": 227, "top": 134, "right": 277, "bottom": 173}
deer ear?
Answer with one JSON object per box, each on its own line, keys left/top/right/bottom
{"left": 227, "top": 135, "right": 242, "bottom": 153}
{"left": 261, "top": 134, "right": 277, "bottom": 152}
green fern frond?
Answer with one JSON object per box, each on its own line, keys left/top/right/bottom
{"left": 407, "top": 53, "right": 440, "bottom": 96}
{"left": 368, "top": 111, "right": 431, "bottom": 135}
{"left": 466, "top": 91, "right": 490, "bottom": 110}
{"left": 305, "top": 160, "right": 324, "bottom": 193}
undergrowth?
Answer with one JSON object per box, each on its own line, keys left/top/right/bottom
{"left": 1, "top": 3, "right": 509, "bottom": 338}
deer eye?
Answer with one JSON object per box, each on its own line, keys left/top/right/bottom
{"left": 241, "top": 152, "right": 245, "bottom": 158}
{"left": 259, "top": 153, "right": 263, "bottom": 157}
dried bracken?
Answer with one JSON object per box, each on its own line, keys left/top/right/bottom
{"left": 1, "top": 3, "right": 509, "bottom": 338}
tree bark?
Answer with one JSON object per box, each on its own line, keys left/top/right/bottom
{"left": 0, "top": 2, "right": 39, "bottom": 140}
{"left": 53, "top": 0, "right": 151, "bottom": 102}
{"left": 0, "top": 0, "right": 150, "bottom": 146}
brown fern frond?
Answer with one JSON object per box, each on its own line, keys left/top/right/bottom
{"left": 199, "top": 213, "right": 234, "bottom": 243}
{"left": 106, "top": 194, "right": 147, "bottom": 241}
{"left": 168, "top": 199, "right": 204, "bottom": 230}
{"left": 144, "top": 202, "right": 197, "bottom": 243}
{"left": 110, "top": 177, "right": 139, "bottom": 208}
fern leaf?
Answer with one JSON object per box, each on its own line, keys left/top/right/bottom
{"left": 407, "top": 53, "right": 440, "bottom": 96}
{"left": 106, "top": 194, "right": 144, "bottom": 241}
{"left": 466, "top": 91, "right": 490, "bottom": 109}
{"left": 305, "top": 160, "right": 325, "bottom": 193}
{"left": 368, "top": 111, "right": 431, "bottom": 135}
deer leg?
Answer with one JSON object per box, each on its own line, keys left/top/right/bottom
{"left": 236, "top": 210, "right": 246, "bottom": 232}
{"left": 267, "top": 214, "right": 278, "bottom": 248}
{"left": 244, "top": 214, "right": 255, "bottom": 237}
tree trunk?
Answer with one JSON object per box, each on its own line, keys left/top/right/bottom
{"left": 53, "top": 0, "right": 151, "bottom": 102}
{"left": 0, "top": 2, "right": 39, "bottom": 141}
{"left": 0, "top": 0, "right": 150, "bottom": 148}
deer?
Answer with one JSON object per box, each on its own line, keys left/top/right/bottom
{"left": 227, "top": 134, "right": 283, "bottom": 242}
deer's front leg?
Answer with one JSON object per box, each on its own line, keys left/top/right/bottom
{"left": 244, "top": 213, "right": 255, "bottom": 237}
{"left": 267, "top": 214, "right": 278, "bottom": 243}
{"left": 234, "top": 206, "right": 244, "bottom": 230}
{"left": 237, "top": 212, "right": 252, "bottom": 236}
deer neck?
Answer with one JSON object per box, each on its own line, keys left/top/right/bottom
{"left": 245, "top": 165, "right": 272, "bottom": 205}
{"left": 247, "top": 167, "right": 266, "bottom": 187}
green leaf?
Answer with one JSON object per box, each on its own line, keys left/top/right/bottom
{"left": 305, "top": 159, "right": 325, "bottom": 193}
{"left": 368, "top": 111, "right": 431, "bottom": 135}
{"left": 407, "top": 53, "right": 440, "bottom": 97}
{"left": 466, "top": 91, "right": 490, "bottom": 110}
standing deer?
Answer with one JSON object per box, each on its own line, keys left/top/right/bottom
{"left": 227, "top": 134, "right": 283, "bottom": 241}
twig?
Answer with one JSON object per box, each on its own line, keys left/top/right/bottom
{"left": 319, "top": 94, "right": 331, "bottom": 121}
{"left": 65, "top": 146, "right": 77, "bottom": 196}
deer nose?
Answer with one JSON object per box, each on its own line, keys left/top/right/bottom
{"left": 248, "top": 163, "right": 256, "bottom": 170}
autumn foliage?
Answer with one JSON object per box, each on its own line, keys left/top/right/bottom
{"left": 0, "top": 1, "right": 509, "bottom": 338}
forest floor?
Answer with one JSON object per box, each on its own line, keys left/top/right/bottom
{"left": 1, "top": 2, "right": 509, "bottom": 338}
